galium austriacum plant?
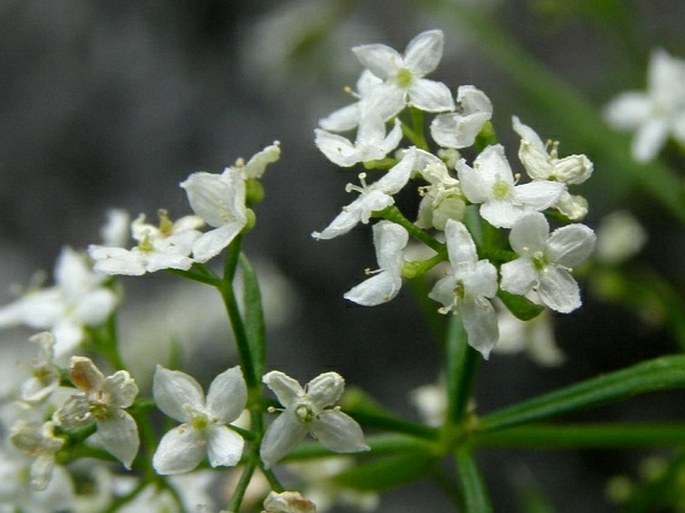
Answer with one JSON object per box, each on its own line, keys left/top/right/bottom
{"left": 0, "top": 27, "right": 684, "bottom": 513}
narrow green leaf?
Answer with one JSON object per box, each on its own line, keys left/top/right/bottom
{"left": 332, "top": 452, "right": 438, "bottom": 492}
{"left": 497, "top": 290, "right": 545, "bottom": 321}
{"left": 455, "top": 447, "right": 493, "bottom": 513}
{"left": 238, "top": 253, "right": 266, "bottom": 379}
{"left": 480, "top": 356, "right": 685, "bottom": 431}
{"left": 446, "top": 316, "right": 480, "bottom": 424}
{"left": 472, "top": 423, "right": 685, "bottom": 448}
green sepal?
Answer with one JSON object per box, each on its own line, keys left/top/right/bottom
{"left": 245, "top": 178, "right": 265, "bottom": 206}
{"left": 497, "top": 290, "right": 545, "bottom": 321}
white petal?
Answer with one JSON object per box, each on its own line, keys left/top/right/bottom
{"left": 480, "top": 200, "right": 527, "bottom": 229}
{"left": 459, "top": 86, "right": 493, "bottom": 116}
{"left": 407, "top": 78, "right": 455, "bottom": 112}
{"left": 538, "top": 266, "right": 581, "bottom": 313}
{"left": 352, "top": 43, "right": 401, "bottom": 80}
{"left": 243, "top": 141, "right": 281, "bottom": 179}
{"left": 431, "top": 111, "right": 490, "bottom": 149}
{"left": 206, "top": 366, "right": 247, "bottom": 423}
{"left": 97, "top": 412, "right": 139, "bottom": 469}
{"left": 509, "top": 211, "right": 549, "bottom": 256}
{"left": 319, "top": 103, "right": 361, "bottom": 132}
{"left": 153, "top": 366, "right": 205, "bottom": 422}
{"left": 429, "top": 275, "right": 458, "bottom": 310}
{"left": 307, "top": 372, "right": 345, "bottom": 409}
{"left": 403, "top": 29, "right": 444, "bottom": 76}
{"left": 207, "top": 425, "right": 244, "bottom": 468}
{"left": 153, "top": 424, "right": 206, "bottom": 475}
{"left": 70, "top": 356, "right": 105, "bottom": 392}
{"left": 374, "top": 220, "right": 408, "bottom": 270}
{"left": 603, "top": 92, "right": 651, "bottom": 130}
{"left": 459, "top": 297, "right": 499, "bottom": 359}
{"left": 513, "top": 180, "right": 565, "bottom": 210}
{"left": 52, "top": 319, "right": 84, "bottom": 357}
{"left": 191, "top": 222, "right": 246, "bottom": 263}
{"left": 181, "top": 169, "right": 246, "bottom": 228}
{"left": 456, "top": 160, "right": 490, "bottom": 204}
{"left": 512, "top": 115, "right": 545, "bottom": 151}
{"left": 314, "top": 128, "right": 363, "bottom": 167}
{"left": 462, "top": 260, "right": 498, "bottom": 299}
{"left": 263, "top": 371, "right": 303, "bottom": 409}
{"left": 546, "top": 224, "right": 596, "bottom": 267}
{"left": 260, "top": 412, "right": 308, "bottom": 468}
{"left": 73, "top": 288, "right": 118, "bottom": 326}
{"left": 444, "top": 219, "right": 477, "bottom": 266}
{"left": 89, "top": 246, "right": 146, "bottom": 276}
{"left": 344, "top": 271, "right": 401, "bottom": 306}
{"left": 310, "top": 410, "right": 369, "bottom": 453}
{"left": 632, "top": 118, "right": 669, "bottom": 162}
{"left": 500, "top": 258, "right": 538, "bottom": 296}
{"left": 102, "top": 370, "right": 139, "bottom": 408}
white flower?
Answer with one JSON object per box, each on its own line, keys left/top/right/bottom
{"left": 512, "top": 116, "right": 593, "bottom": 184}
{"left": 344, "top": 221, "right": 408, "bottom": 306}
{"left": 260, "top": 371, "right": 369, "bottom": 468}
{"left": 456, "top": 144, "right": 565, "bottom": 228}
{"left": 595, "top": 210, "right": 647, "bottom": 264}
{"left": 315, "top": 117, "right": 402, "bottom": 167}
{"left": 352, "top": 29, "right": 454, "bottom": 115}
{"left": 431, "top": 85, "right": 493, "bottom": 149}
{"left": 428, "top": 219, "right": 500, "bottom": 358}
{"left": 89, "top": 211, "right": 203, "bottom": 275}
{"left": 9, "top": 420, "right": 64, "bottom": 491}
{"left": 180, "top": 166, "right": 248, "bottom": 262}
{"left": 262, "top": 490, "right": 317, "bottom": 513}
{"left": 494, "top": 305, "right": 565, "bottom": 367}
{"left": 312, "top": 149, "right": 417, "bottom": 240}
{"left": 0, "top": 246, "right": 119, "bottom": 357}
{"left": 53, "top": 356, "right": 140, "bottom": 469}
{"left": 604, "top": 48, "right": 685, "bottom": 162}
{"left": 20, "top": 332, "right": 61, "bottom": 405}
{"left": 500, "top": 212, "right": 596, "bottom": 313}
{"left": 410, "top": 382, "right": 446, "bottom": 427}
{"left": 319, "top": 70, "right": 399, "bottom": 132}
{"left": 152, "top": 365, "right": 247, "bottom": 475}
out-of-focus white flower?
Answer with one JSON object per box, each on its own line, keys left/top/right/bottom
{"left": 53, "top": 356, "right": 139, "bottom": 469}
{"left": 409, "top": 382, "right": 446, "bottom": 427}
{"left": 596, "top": 210, "right": 647, "bottom": 264}
{"left": 19, "top": 332, "right": 60, "bottom": 405}
{"left": 344, "top": 221, "right": 408, "bottom": 306}
{"left": 9, "top": 420, "right": 64, "bottom": 491}
{"left": 287, "top": 457, "right": 379, "bottom": 513}
{"left": 262, "top": 490, "right": 317, "bottom": 513}
{"left": 500, "top": 212, "right": 596, "bottom": 313}
{"left": 456, "top": 144, "right": 564, "bottom": 228}
{"left": 0, "top": 246, "right": 119, "bottom": 357}
{"left": 89, "top": 211, "right": 203, "bottom": 275}
{"left": 494, "top": 305, "right": 565, "bottom": 367}
{"left": 312, "top": 149, "right": 416, "bottom": 239}
{"left": 428, "top": 219, "right": 499, "bottom": 358}
{"left": 352, "top": 29, "right": 454, "bottom": 116}
{"left": 512, "top": 116, "right": 593, "bottom": 185}
{"left": 260, "top": 371, "right": 369, "bottom": 468}
{"left": 100, "top": 209, "right": 131, "bottom": 248}
{"left": 604, "top": 48, "right": 685, "bottom": 162}
{"left": 431, "top": 86, "right": 492, "bottom": 149}
{"left": 315, "top": 117, "right": 402, "bottom": 167}
{"left": 152, "top": 365, "right": 246, "bottom": 475}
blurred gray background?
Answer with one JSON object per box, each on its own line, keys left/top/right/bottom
{"left": 1, "top": 0, "right": 685, "bottom": 511}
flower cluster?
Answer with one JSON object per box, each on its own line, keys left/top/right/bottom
{"left": 313, "top": 29, "right": 596, "bottom": 358}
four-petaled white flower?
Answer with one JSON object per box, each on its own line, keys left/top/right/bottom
{"left": 431, "top": 86, "right": 493, "bottom": 149}
{"left": 604, "top": 48, "right": 685, "bottom": 162}
{"left": 344, "top": 221, "right": 408, "bottom": 306}
{"left": 500, "top": 212, "right": 596, "bottom": 313}
{"left": 315, "top": 117, "right": 402, "bottom": 167}
{"left": 0, "top": 246, "right": 119, "bottom": 357}
{"left": 20, "top": 332, "right": 61, "bottom": 405}
{"left": 456, "top": 144, "right": 565, "bottom": 228}
{"left": 152, "top": 365, "right": 247, "bottom": 475}
{"left": 512, "top": 116, "right": 593, "bottom": 185}
{"left": 9, "top": 420, "right": 64, "bottom": 491}
{"left": 352, "top": 29, "right": 454, "bottom": 116}
{"left": 312, "top": 149, "right": 417, "bottom": 240}
{"left": 428, "top": 219, "right": 500, "bottom": 358}
{"left": 89, "top": 210, "right": 204, "bottom": 275}
{"left": 53, "top": 356, "right": 140, "bottom": 469}
{"left": 260, "top": 371, "right": 369, "bottom": 469}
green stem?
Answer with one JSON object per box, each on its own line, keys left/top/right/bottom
{"left": 472, "top": 423, "right": 685, "bottom": 448}
{"left": 226, "top": 460, "right": 258, "bottom": 512}
{"left": 378, "top": 205, "right": 446, "bottom": 255}
{"left": 455, "top": 446, "right": 493, "bottom": 513}
{"left": 445, "top": 316, "right": 480, "bottom": 424}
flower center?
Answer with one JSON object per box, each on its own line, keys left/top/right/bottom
{"left": 294, "top": 403, "right": 314, "bottom": 424}
{"left": 345, "top": 172, "right": 371, "bottom": 195}
{"left": 531, "top": 251, "right": 548, "bottom": 272}
{"left": 491, "top": 176, "right": 511, "bottom": 200}
{"left": 396, "top": 67, "right": 414, "bottom": 88}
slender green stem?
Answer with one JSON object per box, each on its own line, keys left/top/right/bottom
{"left": 226, "top": 460, "right": 258, "bottom": 512}
{"left": 445, "top": 316, "right": 480, "bottom": 424}
{"left": 166, "top": 263, "right": 220, "bottom": 286}
{"left": 472, "top": 423, "right": 685, "bottom": 448}
{"left": 347, "top": 408, "right": 439, "bottom": 440}
{"left": 410, "top": 107, "right": 429, "bottom": 150}
{"left": 379, "top": 205, "right": 446, "bottom": 255}
{"left": 455, "top": 446, "right": 493, "bottom": 513}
